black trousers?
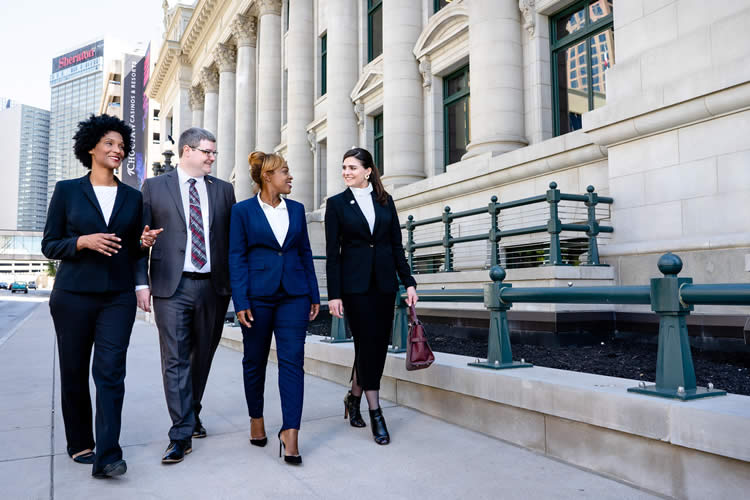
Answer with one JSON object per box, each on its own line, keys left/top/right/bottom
{"left": 342, "top": 289, "right": 397, "bottom": 391}
{"left": 49, "top": 289, "right": 136, "bottom": 473}
{"left": 153, "top": 276, "right": 231, "bottom": 441}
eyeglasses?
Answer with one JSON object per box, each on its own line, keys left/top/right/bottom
{"left": 191, "top": 147, "right": 218, "bottom": 157}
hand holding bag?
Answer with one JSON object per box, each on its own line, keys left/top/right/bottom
{"left": 405, "top": 304, "right": 435, "bottom": 371}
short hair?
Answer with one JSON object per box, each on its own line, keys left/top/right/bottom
{"left": 73, "top": 114, "right": 132, "bottom": 169}
{"left": 178, "top": 127, "right": 216, "bottom": 157}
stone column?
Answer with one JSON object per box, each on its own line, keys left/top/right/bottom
{"left": 326, "top": 0, "right": 359, "bottom": 198}
{"left": 189, "top": 85, "right": 205, "bottom": 128}
{"left": 464, "top": 0, "right": 527, "bottom": 158}
{"left": 200, "top": 67, "right": 220, "bottom": 137}
{"left": 232, "top": 14, "right": 257, "bottom": 201}
{"left": 175, "top": 56, "right": 193, "bottom": 137}
{"left": 382, "top": 0, "right": 425, "bottom": 187}
{"left": 255, "top": 0, "right": 282, "bottom": 153}
{"left": 214, "top": 43, "right": 237, "bottom": 181}
{"left": 286, "top": 0, "right": 315, "bottom": 210}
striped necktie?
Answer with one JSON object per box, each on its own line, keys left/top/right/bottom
{"left": 188, "top": 178, "right": 207, "bottom": 269}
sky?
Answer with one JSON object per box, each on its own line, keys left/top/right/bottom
{"left": 0, "top": 0, "right": 167, "bottom": 110}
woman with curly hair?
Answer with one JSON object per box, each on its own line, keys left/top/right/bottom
{"left": 42, "top": 114, "right": 160, "bottom": 478}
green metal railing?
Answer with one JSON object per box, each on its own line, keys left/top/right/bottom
{"left": 389, "top": 253, "right": 750, "bottom": 401}
{"left": 402, "top": 182, "right": 613, "bottom": 271}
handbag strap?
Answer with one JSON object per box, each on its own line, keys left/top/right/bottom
{"left": 409, "top": 304, "right": 419, "bottom": 324}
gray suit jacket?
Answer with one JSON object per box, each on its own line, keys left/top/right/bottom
{"left": 138, "top": 169, "right": 236, "bottom": 298}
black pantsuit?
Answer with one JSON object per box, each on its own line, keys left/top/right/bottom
{"left": 325, "top": 189, "right": 416, "bottom": 391}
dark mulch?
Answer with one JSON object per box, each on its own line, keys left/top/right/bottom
{"left": 308, "top": 312, "right": 750, "bottom": 396}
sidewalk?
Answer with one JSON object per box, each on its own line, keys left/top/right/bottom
{"left": 0, "top": 303, "right": 659, "bottom": 500}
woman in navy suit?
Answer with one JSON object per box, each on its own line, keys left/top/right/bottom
{"left": 325, "top": 148, "right": 418, "bottom": 445}
{"left": 229, "top": 151, "right": 320, "bottom": 465}
{"left": 42, "top": 114, "right": 159, "bottom": 478}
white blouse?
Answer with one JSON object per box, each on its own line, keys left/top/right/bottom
{"left": 93, "top": 186, "right": 118, "bottom": 225}
{"left": 259, "top": 196, "right": 290, "bottom": 247}
{"left": 351, "top": 184, "right": 375, "bottom": 234}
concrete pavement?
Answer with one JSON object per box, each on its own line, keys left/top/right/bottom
{"left": 0, "top": 300, "right": 660, "bottom": 500}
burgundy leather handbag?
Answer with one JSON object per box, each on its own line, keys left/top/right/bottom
{"left": 405, "top": 305, "right": 435, "bottom": 371}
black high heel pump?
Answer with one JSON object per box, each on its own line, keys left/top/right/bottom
{"left": 344, "top": 391, "right": 366, "bottom": 427}
{"left": 278, "top": 430, "right": 302, "bottom": 465}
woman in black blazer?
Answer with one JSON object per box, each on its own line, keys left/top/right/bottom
{"left": 325, "top": 147, "right": 418, "bottom": 445}
{"left": 42, "top": 114, "right": 158, "bottom": 478}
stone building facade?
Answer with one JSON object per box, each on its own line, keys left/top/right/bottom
{"left": 148, "top": 0, "right": 750, "bottom": 341}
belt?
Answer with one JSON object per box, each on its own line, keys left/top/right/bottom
{"left": 182, "top": 271, "right": 211, "bottom": 280}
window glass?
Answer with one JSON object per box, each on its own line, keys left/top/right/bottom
{"left": 368, "top": 0, "right": 383, "bottom": 61}
{"left": 555, "top": 6, "right": 586, "bottom": 40}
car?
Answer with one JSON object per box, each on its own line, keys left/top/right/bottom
{"left": 10, "top": 282, "right": 28, "bottom": 294}
{"left": 27, "top": 282, "right": 37, "bottom": 290}
{"left": 0, "top": 282, "right": 8, "bottom": 290}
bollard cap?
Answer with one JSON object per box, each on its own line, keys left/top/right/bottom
{"left": 489, "top": 265, "right": 506, "bottom": 283}
{"left": 587, "top": 185, "right": 595, "bottom": 193}
{"left": 549, "top": 181, "right": 558, "bottom": 190}
{"left": 657, "top": 253, "right": 683, "bottom": 276}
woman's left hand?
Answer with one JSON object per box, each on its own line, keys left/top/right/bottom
{"left": 140, "top": 225, "right": 164, "bottom": 248}
{"left": 309, "top": 303, "right": 320, "bottom": 321}
{"left": 405, "top": 286, "right": 418, "bottom": 307}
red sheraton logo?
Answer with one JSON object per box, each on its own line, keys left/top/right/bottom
{"left": 58, "top": 48, "right": 96, "bottom": 69}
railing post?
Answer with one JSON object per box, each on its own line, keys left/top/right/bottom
{"left": 389, "top": 285, "right": 408, "bottom": 353}
{"left": 323, "top": 312, "right": 353, "bottom": 344}
{"left": 546, "top": 181, "right": 565, "bottom": 265}
{"left": 488, "top": 196, "right": 500, "bottom": 267}
{"left": 406, "top": 215, "right": 415, "bottom": 273}
{"left": 584, "top": 185, "right": 602, "bottom": 266}
{"left": 469, "top": 266, "right": 533, "bottom": 370}
{"left": 442, "top": 206, "right": 454, "bottom": 272}
{"left": 627, "top": 253, "right": 725, "bottom": 400}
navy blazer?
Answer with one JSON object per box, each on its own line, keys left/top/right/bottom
{"left": 229, "top": 196, "right": 320, "bottom": 312}
{"left": 325, "top": 189, "right": 416, "bottom": 300}
{"left": 42, "top": 173, "right": 146, "bottom": 293}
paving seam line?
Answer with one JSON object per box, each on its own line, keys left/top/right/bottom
{"left": 0, "top": 301, "right": 40, "bottom": 348}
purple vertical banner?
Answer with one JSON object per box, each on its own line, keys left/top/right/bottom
{"left": 121, "top": 53, "right": 142, "bottom": 189}
{"left": 136, "top": 43, "right": 151, "bottom": 189}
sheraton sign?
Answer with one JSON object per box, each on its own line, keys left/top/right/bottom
{"left": 52, "top": 40, "right": 104, "bottom": 73}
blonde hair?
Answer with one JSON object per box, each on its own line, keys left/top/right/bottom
{"left": 248, "top": 151, "right": 286, "bottom": 194}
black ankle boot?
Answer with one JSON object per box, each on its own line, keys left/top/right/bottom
{"left": 368, "top": 408, "right": 390, "bottom": 445}
{"left": 344, "top": 391, "right": 366, "bottom": 428}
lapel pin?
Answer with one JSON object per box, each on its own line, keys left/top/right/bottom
{"left": 350, "top": 200, "right": 355, "bottom": 205}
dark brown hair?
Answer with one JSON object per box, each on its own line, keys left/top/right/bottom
{"left": 248, "top": 151, "right": 286, "bottom": 194}
{"left": 342, "top": 148, "right": 388, "bottom": 206}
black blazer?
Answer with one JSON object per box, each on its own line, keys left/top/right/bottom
{"left": 325, "top": 188, "right": 416, "bottom": 300}
{"left": 42, "top": 174, "right": 146, "bottom": 293}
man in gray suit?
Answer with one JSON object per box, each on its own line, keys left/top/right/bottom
{"left": 138, "top": 127, "right": 236, "bottom": 464}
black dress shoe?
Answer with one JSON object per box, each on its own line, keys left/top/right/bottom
{"left": 161, "top": 439, "right": 192, "bottom": 464}
{"left": 92, "top": 459, "right": 127, "bottom": 478}
{"left": 369, "top": 408, "right": 390, "bottom": 445}
{"left": 344, "top": 391, "right": 366, "bottom": 428}
{"left": 278, "top": 430, "right": 302, "bottom": 465}
{"left": 193, "top": 419, "right": 207, "bottom": 439}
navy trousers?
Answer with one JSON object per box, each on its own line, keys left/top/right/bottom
{"left": 49, "top": 289, "right": 136, "bottom": 474}
{"left": 240, "top": 290, "right": 310, "bottom": 431}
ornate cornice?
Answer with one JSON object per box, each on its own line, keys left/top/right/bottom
{"left": 200, "top": 66, "right": 220, "bottom": 92}
{"left": 519, "top": 0, "right": 537, "bottom": 37}
{"left": 213, "top": 43, "right": 237, "bottom": 73}
{"left": 413, "top": 2, "right": 469, "bottom": 61}
{"left": 257, "top": 0, "right": 282, "bottom": 17}
{"left": 231, "top": 14, "right": 258, "bottom": 47}
{"left": 147, "top": 40, "right": 181, "bottom": 100}
{"left": 189, "top": 85, "right": 205, "bottom": 110}
{"left": 181, "top": 0, "right": 221, "bottom": 58}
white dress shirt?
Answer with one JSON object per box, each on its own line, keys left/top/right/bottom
{"left": 258, "top": 196, "right": 289, "bottom": 247}
{"left": 351, "top": 183, "right": 375, "bottom": 234}
{"left": 93, "top": 186, "right": 117, "bottom": 225}
{"left": 177, "top": 166, "right": 212, "bottom": 272}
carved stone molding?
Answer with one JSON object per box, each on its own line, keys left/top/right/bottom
{"left": 213, "top": 43, "right": 237, "bottom": 73}
{"left": 189, "top": 85, "right": 205, "bottom": 110}
{"left": 200, "top": 66, "right": 220, "bottom": 92}
{"left": 354, "top": 101, "right": 365, "bottom": 127}
{"left": 418, "top": 57, "right": 432, "bottom": 90}
{"left": 519, "top": 0, "right": 536, "bottom": 37}
{"left": 232, "top": 14, "right": 258, "bottom": 47}
{"left": 307, "top": 131, "right": 317, "bottom": 153}
{"left": 257, "top": 0, "right": 282, "bottom": 17}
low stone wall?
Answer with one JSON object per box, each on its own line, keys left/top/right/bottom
{"left": 221, "top": 326, "right": 750, "bottom": 499}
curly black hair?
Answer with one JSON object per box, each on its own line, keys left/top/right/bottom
{"left": 73, "top": 114, "right": 133, "bottom": 169}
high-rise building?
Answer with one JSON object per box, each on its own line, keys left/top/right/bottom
{"left": 48, "top": 39, "right": 105, "bottom": 202}
{"left": 0, "top": 99, "right": 50, "bottom": 231}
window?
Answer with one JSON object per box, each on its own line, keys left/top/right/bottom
{"left": 285, "top": 0, "right": 290, "bottom": 32}
{"left": 373, "top": 113, "right": 384, "bottom": 175}
{"left": 433, "top": 0, "right": 450, "bottom": 13}
{"left": 551, "top": 0, "right": 614, "bottom": 135}
{"left": 368, "top": 0, "right": 383, "bottom": 62}
{"left": 320, "top": 34, "right": 327, "bottom": 96}
{"left": 443, "top": 65, "right": 470, "bottom": 168}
